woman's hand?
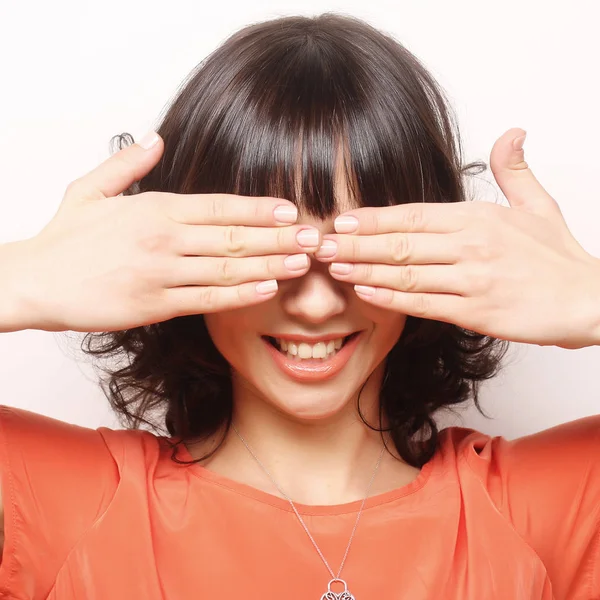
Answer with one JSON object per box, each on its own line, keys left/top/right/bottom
{"left": 4, "top": 131, "right": 320, "bottom": 333}
{"left": 315, "top": 128, "right": 600, "bottom": 349}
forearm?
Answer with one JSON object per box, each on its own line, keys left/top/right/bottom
{"left": 587, "top": 256, "right": 600, "bottom": 347}
{"left": 0, "top": 241, "right": 36, "bottom": 333}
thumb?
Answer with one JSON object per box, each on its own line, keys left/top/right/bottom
{"left": 65, "top": 130, "right": 164, "bottom": 203}
{"left": 490, "top": 128, "right": 563, "bottom": 220}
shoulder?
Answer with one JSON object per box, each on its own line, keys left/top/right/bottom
{"left": 438, "top": 415, "right": 600, "bottom": 596}
{"left": 438, "top": 414, "right": 600, "bottom": 512}
{"left": 0, "top": 405, "right": 167, "bottom": 597}
{"left": 440, "top": 414, "right": 600, "bottom": 488}
{"left": 0, "top": 404, "right": 166, "bottom": 470}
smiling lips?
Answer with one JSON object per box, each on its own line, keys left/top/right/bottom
{"left": 261, "top": 332, "right": 363, "bottom": 382}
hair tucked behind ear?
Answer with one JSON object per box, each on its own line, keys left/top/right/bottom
{"left": 79, "top": 13, "right": 509, "bottom": 468}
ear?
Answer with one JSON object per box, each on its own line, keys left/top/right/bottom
{"left": 490, "top": 128, "right": 563, "bottom": 220}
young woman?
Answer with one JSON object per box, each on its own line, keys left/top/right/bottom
{"left": 0, "top": 13, "right": 599, "bottom": 600}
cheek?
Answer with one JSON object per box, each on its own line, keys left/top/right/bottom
{"left": 203, "top": 313, "right": 238, "bottom": 358}
{"left": 203, "top": 309, "right": 260, "bottom": 363}
{"left": 361, "top": 303, "right": 407, "bottom": 331}
{"left": 368, "top": 307, "right": 408, "bottom": 349}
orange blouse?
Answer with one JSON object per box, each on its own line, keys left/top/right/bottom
{"left": 0, "top": 404, "right": 598, "bottom": 599}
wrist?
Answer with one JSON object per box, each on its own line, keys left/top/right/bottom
{"left": 0, "top": 240, "right": 37, "bottom": 333}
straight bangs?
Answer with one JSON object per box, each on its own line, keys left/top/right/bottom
{"left": 146, "top": 13, "right": 467, "bottom": 216}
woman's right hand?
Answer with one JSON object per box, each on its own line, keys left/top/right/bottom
{"left": 4, "top": 131, "right": 321, "bottom": 333}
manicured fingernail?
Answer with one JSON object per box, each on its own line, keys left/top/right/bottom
{"left": 314, "top": 239, "right": 338, "bottom": 259}
{"left": 274, "top": 205, "right": 298, "bottom": 224}
{"left": 284, "top": 253, "right": 309, "bottom": 270}
{"left": 139, "top": 130, "right": 160, "bottom": 150}
{"left": 256, "top": 279, "right": 278, "bottom": 295}
{"left": 334, "top": 216, "right": 358, "bottom": 233}
{"left": 330, "top": 262, "right": 353, "bottom": 275}
{"left": 513, "top": 133, "right": 527, "bottom": 151}
{"left": 354, "top": 284, "right": 375, "bottom": 296}
{"left": 296, "top": 228, "right": 320, "bottom": 247}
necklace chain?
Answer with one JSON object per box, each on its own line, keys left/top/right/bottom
{"left": 232, "top": 424, "right": 385, "bottom": 581}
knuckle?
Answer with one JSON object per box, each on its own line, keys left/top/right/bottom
{"left": 390, "top": 234, "right": 411, "bottom": 263}
{"left": 252, "top": 198, "right": 264, "bottom": 221}
{"left": 236, "top": 283, "right": 249, "bottom": 306}
{"left": 277, "top": 225, "right": 288, "bottom": 249}
{"left": 136, "top": 225, "right": 174, "bottom": 255}
{"left": 348, "top": 238, "right": 361, "bottom": 261}
{"left": 224, "top": 225, "right": 247, "bottom": 256}
{"left": 411, "top": 293, "right": 430, "bottom": 317}
{"left": 209, "top": 195, "right": 225, "bottom": 220}
{"left": 467, "top": 265, "right": 492, "bottom": 295}
{"left": 398, "top": 265, "right": 418, "bottom": 291}
{"left": 464, "top": 232, "right": 495, "bottom": 261}
{"left": 403, "top": 206, "right": 424, "bottom": 232}
{"left": 368, "top": 210, "right": 381, "bottom": 234}
{"left": 264, "top": 256, "right": 279, "bottom": 279}
{"left": 199, "top": 286, "right": 218, "bottom": 311}
{"left": 218, "top": 257, "right": 236, "bottom": 284}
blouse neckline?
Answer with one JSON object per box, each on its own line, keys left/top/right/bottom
{"left": 174, "top": 432, "right": 445, "bottom": 516}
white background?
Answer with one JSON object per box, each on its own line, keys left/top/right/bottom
{"left": 0, "top": 0, "right": 599, "bottom": 437}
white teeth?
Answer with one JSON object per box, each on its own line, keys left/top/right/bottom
{"left": 299, "top": 342, "right": 326, "bottom": 359}
{"left": 273, "top": 336, "right": 348, "bottom": 360}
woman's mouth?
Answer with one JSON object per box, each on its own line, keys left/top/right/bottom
{"left": 260, "top": 332, "right": 363, "bottom": 382}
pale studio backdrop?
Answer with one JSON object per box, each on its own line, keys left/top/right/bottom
{"left": 0, "top": 0, "right": 599, "bottom": 437}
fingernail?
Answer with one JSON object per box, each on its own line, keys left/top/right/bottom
{"left": 513, "top": 133, "right": 527, "bottom": 151}
{"left": 256, "top": 279, "right": 278, "bottom": 295}
{"left": 274, "top": 205, "right": 298, "bottom": 224}
{"left": 314, "top": 239, "right": 338, "bottom": 259}
{"left": 334, "top": 216, "right": 358, "bottom": 233}
{"left": 139, "top": 130, "right": 160, "bottom": 150}
{"left": 330, "top": 262, "right": 353, "bottom": 275}
{"left": 296, "top": 228, "right": 320, "bottom": 247}
{"left": 284, "top": 253, "right": 309, "bottom": 270}
{"left": 354, "top": 284, "right": 375, "bottom": 296}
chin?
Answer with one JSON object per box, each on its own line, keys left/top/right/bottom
{"left": 263, "top": 383, "right": 360, "bottom": 421}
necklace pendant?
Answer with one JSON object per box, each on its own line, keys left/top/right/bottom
{"left": 320, "top": 578, "right": 355, "bottom": 600}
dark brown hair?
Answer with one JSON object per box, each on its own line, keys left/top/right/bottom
{"left": 81, "top": 13, "right": 509, "bottom": 468}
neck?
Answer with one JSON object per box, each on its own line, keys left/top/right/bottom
{"left": 186, "top": 364, "right": 418, "bottom": 505}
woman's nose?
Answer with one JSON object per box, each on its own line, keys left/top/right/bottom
{"left": 279, "top": 260, "right": 348, "bottom": 324}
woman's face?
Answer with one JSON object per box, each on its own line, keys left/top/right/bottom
{"left": 204, "top": 189, "right": 408, "bottom": 421}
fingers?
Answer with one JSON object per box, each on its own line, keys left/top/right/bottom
{"left": 314, "top": 231, "right": 462, "bottom": 265}
{"left": 489, "top": 128, "right": 563, "bottom": 220}
{"left": 164, "top": 254, "right": 311, "bottom": 288}
{"left": 172, "top": 222, "right": 321, "bottom": 257}
{"left": 64, "top": 131, "right": 165, "bottom": 203}
{"left": 327, "top": 262, "right": 465, "bottom": 295}
{"left": 164, "top": 280, "right": 281, "bottom": 316}
{"left": 353, "top": 287, "right": 468, "bottom": 324}
{"left": 330, "top": 202, "right": 469, "bottom": 236}
{"left": 164, "top": 192, "right": 300, "bottom": 227}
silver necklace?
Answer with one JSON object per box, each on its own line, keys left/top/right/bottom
{"left": 232, "top": 424, "right": 385, "bottom": 600}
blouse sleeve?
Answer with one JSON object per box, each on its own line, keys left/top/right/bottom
{"left": 0, "top": 405, "right": 120, "bottom": 599}
{"left": 466, "top": 415, "right": 600, "bottom": 598}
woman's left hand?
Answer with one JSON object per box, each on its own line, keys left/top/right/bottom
{"left": 314, "top": 128, "right": 600, "bottom": 349}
